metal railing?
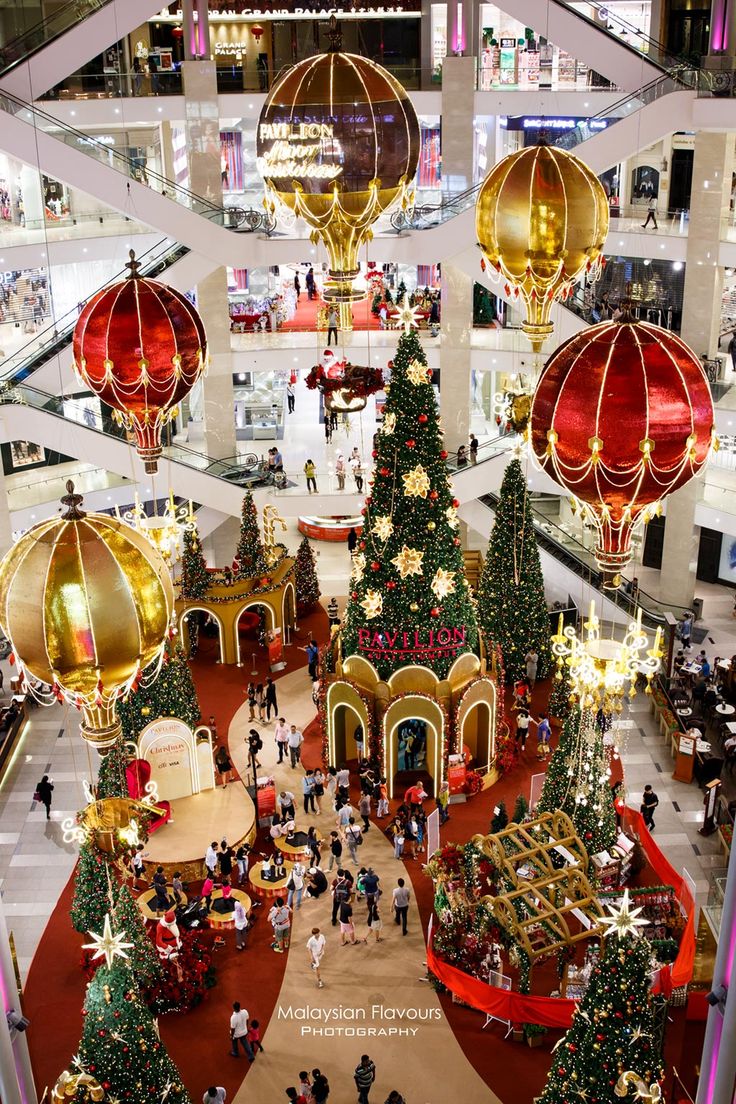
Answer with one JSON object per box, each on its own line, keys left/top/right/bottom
{"left": 0, "top": 0, "right": 108, "bottom": 76}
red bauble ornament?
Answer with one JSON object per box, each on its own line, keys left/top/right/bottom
{"left": 365, "top": 496, "right": 373, "bottom": 505}
{"left": 386, "top": 580, "right": 397, "bottom": 589}
{"left": 380, "top": 467, "right": 390, "bottom": 476}
{"left": 440, "top": 450, "right": 448, "bottom": 459}
{"left": 430, "top": 607, "right": 440, "bottom": 617}
{"left": 418, "top": 414, "right": 428, "bottom": 424}
{"left": 406, "top": 439, "right": 416, "bottom": 449}
{"left": 371, "top": 561, "right": 381, "bottom": 571}
{"left": 530, "top": 317, "right": 714, "bottom": 585}
{"left": 351, "top": 591, "right": 358, "bottom": 599}
{"left": 372, "top": 450, "right": 378, "bottom": 458}
{"left": 429, "top": 490, "right": 438, "bottom": 500}
{"left": 72, "top": 251, "right": 208, "bottom": 474}
{"left": 359, "top": 541, "right": 366, "bottom": 550}
{"left": 453, "top": 537, "right": 461, "bottom": 545}
{"left": 452, "top": 498, "right": 459, "bottom": 508}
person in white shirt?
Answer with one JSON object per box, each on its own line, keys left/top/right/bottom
{"left": 287, "top": 724, "right": 304, "bottom": 768}
{"left": 278, "top": 790, "right": 296, "bottom": 819}
{"left": 336, "top": 803, "right": 353, "bottom": 830}
{"left": 274, "top": 717, "right": 289, "bottom": 764}
{"left": 229, "top": 1001, "right": 254, "bottom": 1059}
{"left": 349, "top": 451, "right": 364, "bottom": 492}
{"left": 203, "top": 1088, "right": 226, "bottom": 1104}
{"left": 205, "top": 841, "right": 218, "bottom": 877}
{"left": 233, "top": 900, "right": 248, "bottom": 951}
{"left": 306, "top": 926, "right": 326, "bottom": 989}
{"left": 336, "top": 765, "right": 350, "bottom": 793}
{"left": 288, "top": 861, "right": 306, "bottom": 910}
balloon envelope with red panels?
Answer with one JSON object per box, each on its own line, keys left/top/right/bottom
{"left": 529, "top": 317, "right": 715, "bottom": 584}
{"left": 72, "top": 255, "right": 208, "bottom": 473}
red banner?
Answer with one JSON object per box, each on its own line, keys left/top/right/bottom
{"left": 426, "top": 806, "right": 696, "bottom": 1026}
{"left": 257, "top": 780, "right": 276, "bottom": 820}
{"left": 448, "top": 761, "right": 467, "bottom": 795}
{"left": 268, "top": 632, "right": 283, "bottom": 666}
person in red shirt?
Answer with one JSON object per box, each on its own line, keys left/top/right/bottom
{"left": 285, "top": 1089, "right": 307, "bottom": 1104}
{"left": 404, "top": 782, "right": 428, "bottom": 813}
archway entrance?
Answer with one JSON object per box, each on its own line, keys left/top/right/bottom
{"left": 384, "top": 698, "right": 443, "bottom": 800}
{"left": 461, "top": 702, "right": 493, "bottom": 773}
{"left": 181, "top": 610, "right": 224, "bottom": 664}
{"left": 393, "top": 719, "right": 433, "bottom": 797}
{"left": 236, "top": 603, "right": 268, "bottom": 667}
{"left": 331, "top": 703, "right": 364, "bottom": 767}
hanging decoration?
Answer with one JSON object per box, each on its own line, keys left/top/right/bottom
{"left": 476, "top": 143, "right": 609, "bottom": 353}
{"left": 256, "top": 15, "right": 419, "bottom": 303}
{"left": 305, "top": 351, "right": 384, "bottom": 412}
{"left": 0, "top": 482, "right": 173, "bottom": 750}
{"left": 530, "top": 309, "right": 715, "bottom": 585}
{"left": 72, "top": 250, "right": 208, "bottom": 473}
{"left": 51, "top": 1070, "right": 106, "bottom": 1104}
{"left": 117, "top": 492, "right": 196, "bottom": 565}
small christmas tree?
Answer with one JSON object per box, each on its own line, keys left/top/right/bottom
{"left": 512, "top": 793, "right": 529, "bottom": 823}
{"left": 537, "top": 707, "right": 617, "bottom": 854}
{"left": 180, "top": 527, "right": 209, "bottom": 599}
{"left": 295, "top": 536, "right": 321, "bottom": 610}
{"left": 234, "top": 492, "right": 267, "bottom": 579}
{"left": 78, "top": 947, "right": 191, "bottom": 1104}
{"left": 341, "top": 327, "right": 478, "bottom": 678}
{"left": 477, "top": 458, "right": 551, "bottom": 682}
{"left": 71, "top": 844, "right": 114, "bottom": 934}
{"left": 549, "top": 664, "right": 574, "bottom": 722}
{"left": 490, "top": 800, "right": 509, "bottom": 834}
{"left": 536, "top": 894, "right": 664, "bottom": 1104}
{"left": 118, "top": 641, "right": 200, "bottom": 743}
{"left": 112, "top": 884, "right": 163, "bottom": 988}
{"left": 96, "top": 736, "right": 129, "bottom": 799}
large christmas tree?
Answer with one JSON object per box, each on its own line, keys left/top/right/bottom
{"left": 549, "top": 664, "right": 574, "bottom": 722}
{"left": 341, "top": 328, "right": 478, "bottom": 678}
{"left": 77, "top": 945, "right": 191, "bottom": 1104}
{"left": 180, "top": 527, "right": 209, "bottom": 599}
{"left": 71, "top": 844, "right": 114, "bottom": 934}
{"left": 537, "top": 707, "right": 617, "bottom": 854}
{"left": 477, "top": 458, "right": 551, "bottom": 682}
{"left": 112, "top": 884, "right": 163, "bottom": 988}
{"left": 96, "top": 736, "right": 129, "bottom": 799}
{"left": 295, "top": 536, "right": 321, "bottom": 610}
{"left": 234, "top": 492, "right": 267, "bottom": 579}
{"left": 536, "top": 894, "right": 664, "bottom": 1104}
{"left": 118, "top": 641, "right": 200, "bottom": 742}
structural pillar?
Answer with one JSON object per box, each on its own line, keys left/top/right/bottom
{"left": 197, "top": 268, "right": 236, "bottom": 461}
{"left": 658, "top": 131, "right": 734, "bottom": 606}
{"left": 0, "top": 471, "right": 13, "bottom": 560}
{"left": 696, "top": 843, "right": 736, "bottom": 1104}
{"left": 440, "top": 55, "right": 475, "bottom": 193}
{"left": 440, "top": 263, "right": 472, "bottom": 453}
{"left": 0, "top": 893, "right": 37, "bottom": 1104}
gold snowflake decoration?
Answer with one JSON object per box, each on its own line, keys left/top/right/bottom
{"left": 372, "top": 515, "right": 394, "bottom": 542}
{"left": 351, "top": 552, "right": 366, "bottom": 581}
{"left": 360, "top": 590, "right": 383, "bottom": 620}
{"left": 391, "top": 545, "right": 425, "bottom": 579}
{"left": 445, "top": 505, "right": 459, "bottom": 530}
{"left": 406, "top": 358, "right": 430, "bottom": 386}
{"left": 83, "top": 914, "right": 134, "bottom": 969}
{"left": 431, "top": 568, "right": 456, "bottom": 600}
{"left": 391, "top": 300, "right": 424, "bottom": 333}
{"left": 382, "top": 412, "right": 397, "bottom": 435}
{"left": 402, "top": 464, "right": 431, "bottom": 498}
{"left": 601, "top": 889, "right": 648, "bottom": 940}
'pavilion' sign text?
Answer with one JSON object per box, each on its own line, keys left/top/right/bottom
{"left": 358, "top": 626, "right": 467, "bottom": 660}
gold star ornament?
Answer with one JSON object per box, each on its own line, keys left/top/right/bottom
{"left": 406, "top": 358, "right": 430, "bottom": 386}
{"left": 402, "top": 464, "right": 431, "bottom": 498}
{"left": 601, "top": 889, "right": 648, "bottom": 940}
{"left": 382, "top": 412, "right": 397, "bottom": 435}
{"left": 83, "top": 914, "right": 134, "bottom": 969}
{"left": 373, "top": 515, "right": 394, "bottom": 542}
{"left": 360, "top": 590, "right": 383, "bottom": 620}
{"left": 391, "top": 545, "right": 424, "bottom": 579}
{"left": 391, "top": 300, "right": 424, "bottom": 333}
{"left": 431, "top": 568, "right": 456, "bottom": 600}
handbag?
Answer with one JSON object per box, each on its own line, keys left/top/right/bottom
{"left": 32, "top": 791, "right": 41, "bottom": 802}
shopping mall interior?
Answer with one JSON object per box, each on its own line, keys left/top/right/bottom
{"left": 0, "top": 1, "right": 736, "bottom": 1103}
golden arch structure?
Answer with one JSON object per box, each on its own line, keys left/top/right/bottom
{"left": 176, "top": 556, "right": 296, "bottom": 666}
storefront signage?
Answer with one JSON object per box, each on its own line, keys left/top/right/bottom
{"left": 508, "top": 117, "right": 611, "bottom": 131}
{"left": 257, "top": 122, "right": 342, "bottom": 181}
{"left": 357, "top": 625, "right": 467, "bottom": 660}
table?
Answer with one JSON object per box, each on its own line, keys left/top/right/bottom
{"left": 248, "top": 859, "right": 294, "bottom": 898}
{"left": 725, "top": 721, "right": 736, "bottom": 735}
{"left": 137, "top": 887, "right": 188, "bottom": 921}
{"left": 716, "top": 704, "right": 736, "bottom": 716}
{"left": 279, "top": 828, "right": 322, "bottom": 860}
{"left": 682, "top": 663, "right": 702, "bottom": 676}
{"left": 207, "top": 888, "right": 252, "bottom": 929}
{"left": 676, "top": 707, "right": 693, "bottom": 718}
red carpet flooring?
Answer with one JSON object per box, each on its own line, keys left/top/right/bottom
{"left": 280, "top": 293, "right": 382, "bottom": 332}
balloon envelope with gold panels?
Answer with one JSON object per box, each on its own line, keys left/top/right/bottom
{"left": 256, "top": 21, "right": 420, "bottom": 303}
{"left": 0, "top": 483, "right": 174, "bottom": 750}
{"left": 476, "top": 143, "right": 609, "bottom": 352}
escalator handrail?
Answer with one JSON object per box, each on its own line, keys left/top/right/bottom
{"left": 552, "top": 0, "right": 701, "bottom": 75}
{"left": 0, "top": 0, "right": 107, "bottom": 77}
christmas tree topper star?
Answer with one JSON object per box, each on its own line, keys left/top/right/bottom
{"left": 391, "top": 300, "right": 424, "bottom": 333}
{"left": 601, "top": 889, "right": 648, "bottom": 940}
{"left": 83, "top": 914, "right": 134, "bottom": 968}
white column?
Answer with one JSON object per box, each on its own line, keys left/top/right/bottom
{"left": 440, "top": 263, "right": 472, "bottom": 453}
{"left": 197, "top": 268, "right": 236, "bottom": 461}
{"left": 0, "top": 893, "right": 37, "bottom": 1104}
{"left": 695, "top": 844, "right": 736, "bottom": 1104}
{"left": 659, "top": 131, "right": 734, "bottom": 606}
{"left": 0, "top": 469, "right": 13, "bottom": 560}
{"left": 440, "top": 55, "right": 476, "bottom": 192}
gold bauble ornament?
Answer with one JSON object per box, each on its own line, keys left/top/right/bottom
{"left": 256, "top": 16, "right": 419, "bottom": 303}
{"left": 0, "top": 482, "right": 173, "bottom": 751}
{"left": 410, "top": 602, "right": 419, "bottom": 611}
{"left": 427, "top": 521, "right": 436, "bottom": 531}
{"left": 476, "top": 143, "right": 609, "bottom": 352}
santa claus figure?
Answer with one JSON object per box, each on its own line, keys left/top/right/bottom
{"left": 155, "top": 910, "right": 183, "bottom": 979}
{"left": 321, "top": 347, "right": 346, "bottom": 380}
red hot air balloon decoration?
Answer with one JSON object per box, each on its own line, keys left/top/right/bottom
{"left": 72, "top": 251, "right": 208, "bottom": 472}
{"left": 530, "top": 308, "right": 715, "bottom": 586}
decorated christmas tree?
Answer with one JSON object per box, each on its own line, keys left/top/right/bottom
{"left": 537, "top": 707, "right": 617, "bottom": 854}
{"left": 536, "top": 893, "right": 664, "bottom": 1104}
{"left": 71, "top": 844, "right": 114, "bottom": 934}
{"left": 180, "top": 527, "right": 209, "bottom": 599}
{"left": 295, "top": 536, "right": 321, "bottom": 610}
{"left": 234, "top": 492, "right": 267, "bottom": 579}
{"left": 549, "top": 663, "right": 574, "bottom": 722}
{"left": 111, "top": 884, "right": 163, "bottom": 988}
{"left": 341, "top": 327, "right": 478, "bottom": 678}
{"left": 96, "top": 736, "right": 129, "bottom": 799}
{"left": 477, "top": 458, "right": 551, "bottom": 682}
{"left": 78, "top": 928, "right": 191, "bottom": 1104}
{"left": 118, "top": 641, "right": 200, "bottom": 742}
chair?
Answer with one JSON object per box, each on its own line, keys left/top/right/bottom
{"left": 125, "top": 759, "right": 171, "bottom": 832}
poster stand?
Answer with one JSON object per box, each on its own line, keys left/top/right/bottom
{"left": 482, "top": 969, "right": 512, "bottom": 1035}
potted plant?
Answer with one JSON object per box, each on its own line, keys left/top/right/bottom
{"left": 524, "top": 1023, "right": 548, "bottom": 1048}
{"left": 511, "top": 1022, "right": 524, "bottom": 1043}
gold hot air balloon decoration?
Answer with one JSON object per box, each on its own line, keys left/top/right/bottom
{"left": 476, "top": 143, "right": 609, "bottom": 352}
{"left": 0, "top": 482, "right": 174, "bottom": 751}
{"left": 256, "top": 16, "right": 420, "bottom": 303}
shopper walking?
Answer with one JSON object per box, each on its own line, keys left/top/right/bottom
{"left": 303, "top": 771, "right": 316, "bottom": 815}
{"left": 354, "top": 1056, "right": 376, "bottom": 1104}
{"left": 294, "top": 273, "right": 301, "bottom": 299}
{"left": 288, "top": 724, "right": 304, "bottom": 767}
{"left": 275, "top": 717, "right": 289, "bottom": 763}
{"left": 265, "top": 677, "right": 278, "bottom": 720}
{"left": 349, "top": 449, "right": 363, "bottom": 492}
{"left": 345, "top": 818, "right": 363, "bottom": 865}
{"left": 229, "top": 1002, "right": 255, "bottom": 1060}
{"left": 35, "top": 774, "right": 54, "bottom": 820}
{"left": 641, "top": 195, "right": 658, "bottom": 229}
{"left": 268, "top": 897, "right": 292, "bottom": 952}
{"left": 286, "top": 381, "right": 295, "bottom": 413}
{"left": 203, "top": 1088, "right": 226, "bottom": 1104}
{"left": 392, "top": 878, "right": 410, "bottom": 935}
{"left": 347, "top": 526, "right": 358, "bottom": 554}
{"left": 327, "top": 306, "right": 338, "bottom": 346}
{"left": 525, "top": 649, "right": 539, "bottom": 689}
{"left": 311, "top": 1071, "right": 330, "bottom": 1104}
{"left": 287, "top": 861, "right": 306, "bottom": 911}
{"left": 234, "top": 899, "right": 248, "bottom": 950}
{"left": 640, "top": 784, "right": 659, "bottom": 830}
{"left": 328, "top": 832, "right": 343, "bottom": 873}
{"left": 335, "top": 451, "right": 346, "bottom": 490}
{"left": 304, "top": 459, "right": 318, "bottom": 493}
{"left": 307, "top": 926, "right": 326, "bottom": 988}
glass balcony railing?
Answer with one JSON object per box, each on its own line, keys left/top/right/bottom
{"left": 0, "top": 0, "right": 109, "bottom": 76}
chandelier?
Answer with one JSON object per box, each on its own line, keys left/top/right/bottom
{"left": 117, "top": 492, "right": 196, "bottom": 564}
{"left": 552, "top": 603, "right": 663, "bottom": 713}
